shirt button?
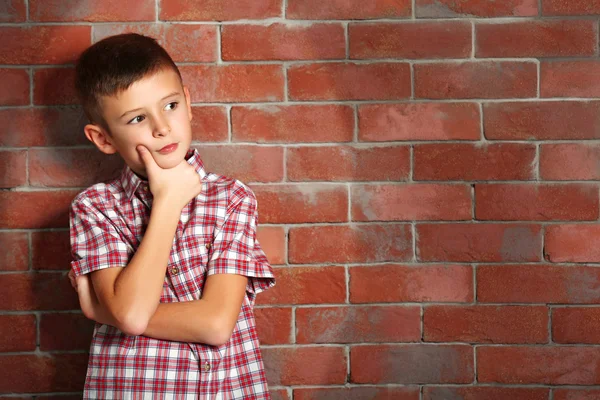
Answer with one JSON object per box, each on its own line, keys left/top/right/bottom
{"left": 205, "top": 243, "right": 211, "bottom": 250}
{"left": 171, "top": 267, "right": 179, "bottom": 275}
{"left": 204, "top": 362, "right": 211, "bottom": 372}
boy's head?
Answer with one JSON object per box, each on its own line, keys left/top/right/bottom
{"left": 75, "top": 33, "right": 193, "bottom": 177}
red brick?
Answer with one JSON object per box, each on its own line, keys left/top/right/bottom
{"left": 0, "top": 150, "right": 26, "bottom": 188}
{"left": 181, "top": 65, "right": 284, "bottom": 102}
{"left": 257, "top": 226, "right": 285, "bottom": 265}
{"left": 30, "top": 0, "right": 154, "bottom": 21}
{"left": 0, "top": 273, "right": 79, "bottom": 311}
{"left": 0, "top": 108, "right": 88, "bottom": 147}
{"left": 288, "top": 62, "right": 410, "bottom": 101}
{"left": 484, "top": 101, "right": 600, "bottom": 140}
{"left": 257, "top": 266, "right": 346, "bottom": 305}
{"left": 416, "top": 0, "right": 537, "bottom": 17}
{"left": 543, "top": 0, "right": 600, "bottom": 15}
{"left": 0, "top": 191, "right": 78, "bottom": 229}
{"left": 0, "top": 397, "right": 32, "bottom": 400}
{"left": 33, "top": 68, "right": 77, "bottom": 105}
{"left": 0, "top": 315, "right": 36, "bottom": 352}
{"left": 289, "top": 224, "right": 412, "bottom": 264}
{"left": 418, "top": 223, "right": 542, "bottom": 262}
{"left": 270, "top": 390, "right": 290, "bottom": 400}
{"left": 196, "top": 145, "right": 283, "bottom": 183}
{"left": 424, "top": 387, "right": 548, "bottom": 400}
{"left": 223, "top": 23, "right": 345, "bottom": 61}
{"left": 477, "top": 265, "right": 600, "bottom": 304}
{"left": 0, "top": 26, "right": 90, "bottom": 64}
{"left": 295, "top": 387, "right": 419, "bottom": 400}
{"left": 478, "top": 346, "right": 600, "bottom": 384}
{"left": 424, "top": 305, "right": 548, "bottom": 344}
{"left": 476, "top": 20, "right": 597, "bottom": 58}
{"left": 296, "top": 305, "right": 421, "bottom": 343}
{"left": 232, "top": 105, "right": 354, "bottom": 143}
{"left": 31, "top": 231, "right": 70, "bottom": 271}
{"left": 553, "top": 307, "right": 600, "bottom": 344}
{"left": 0, "top": 0, "right": 26, "bottom": 22}
{"left": 475, "top": 183, "right": 599, "bottom": 221}
{"left": 414, "top": 143, "right": 536, "bottom": 181}
{"left": 540, "top": 144, "right": 600, "bottom": 180}
{"left": 351, "top": 344, "right": 473, "bottom": 384}
{"left": 0, "top": 232, "right": 29, "bottom": 271}
{"left": 541, "top": 61, "right": 600, "bottom": 98}
{"left": 554, "top": 389, "right": 600, "bottom": 400}
{"left": 160, "top": 0, "right": 281, "bottom": 20}
{"left": 415, "top": 62, "right": 537, "bottom": 99}
{"left": 545, "top": 224, "right": 600, "bottom": 263}
{"left": 254, "top": 307, "right": 292, "bottom": 344}
{"left": 287, "top": 0, "right": 412, "bottom": 19}
{"left": 352, "top": 184, "right": 471, "bottom": 221}
{"left": 262, "top": 347, "right": 347, "bottom": 385}
{"left": 0, "top": 354, "right": 87, "bottom": 392}
{"left": 350, "top": 22, "right": 471, "bottom": 59}
{"left": 350, "top": 264, "right": 473, "bottom": 303}
{"left": 29, "top": 148, "right": 123, "bottom": 188}
{"left": 191, "top": 106, "right": 228, "bottom": 142}
{"left": 253, "top": 184, "right": 348, "bottom": 224}
{"left": 0, "top": 68, "right": 29, "bottom": 105}
{"left": 358, "top": 103, "right": 481, "bottom": 142}
{"left": 94, "top": 24, "right": 217, "bottom": 62}
{"left": 40, "top": 313, "right": 94, "bottom": 351}
{"left": 287, "top": 145, "right": 409, "bottom": 182}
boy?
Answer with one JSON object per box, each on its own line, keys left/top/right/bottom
{"left": 67, "top": 33, "right": 276, "bottom": 399}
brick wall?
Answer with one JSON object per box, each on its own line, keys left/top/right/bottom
{"left": 1, "top": 0, "right": 600, "bottom": 398}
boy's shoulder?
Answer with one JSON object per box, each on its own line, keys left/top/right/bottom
{"left": 201, "top": 170, "right": 257, "bottom": 208}
{"left": 71, "top": 177, "right": 123, "bottom": 212}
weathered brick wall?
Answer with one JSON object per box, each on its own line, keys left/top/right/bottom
{"left": 2, "top": 0, "right": 600, "bottom": 398}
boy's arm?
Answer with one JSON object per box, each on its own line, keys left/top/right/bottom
{"left": 74, "top": 272, "right": 247, "bottom": 347}
{"left": 143, "top": 273, "right": 248, "bottom": 346}
{"left": 86, "top": 146, "right": 203, "bottom": 336}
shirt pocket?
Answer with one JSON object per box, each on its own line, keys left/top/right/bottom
{"left": 176, "top": 233, "right": 213, "bottom": 298}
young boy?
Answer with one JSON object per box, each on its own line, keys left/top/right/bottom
{"left": 67, "top": 33, "right": 276, "bottom": 399}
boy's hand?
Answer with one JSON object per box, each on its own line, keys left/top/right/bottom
{"left": 137, "top": 145, "right": 203, "bottom": 210}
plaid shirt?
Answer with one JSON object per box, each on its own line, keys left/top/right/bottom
{"left": 70, "top": 148, "right": 275, "bottom": 399}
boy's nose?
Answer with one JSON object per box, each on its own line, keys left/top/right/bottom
{"left": 153, "top": 120, "right": 171, "bottom": 137}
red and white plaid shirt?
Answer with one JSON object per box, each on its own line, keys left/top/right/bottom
{"left": 70, "top": 148, "right": 276, "bottom": 399}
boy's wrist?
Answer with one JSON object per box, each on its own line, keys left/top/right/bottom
{"left": 151, "top": 198, "right": 185, "bottom": 220}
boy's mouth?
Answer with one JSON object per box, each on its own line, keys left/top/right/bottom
{"left": 158, "top": 143, "right": 178, "bottom": 154}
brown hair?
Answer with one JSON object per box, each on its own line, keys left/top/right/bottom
{"left": 75, "top": 33, "right": 182, "bottom": 132}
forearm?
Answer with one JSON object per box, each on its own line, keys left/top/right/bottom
{"left": 143, "top": 300, "right": 226, "bottom": 346}
{"left": 110, "top": 200, "right": 180, "bottom": 329}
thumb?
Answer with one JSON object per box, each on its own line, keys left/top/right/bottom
{"left": 137, "top": 145, "right": 157, "bottom": 171}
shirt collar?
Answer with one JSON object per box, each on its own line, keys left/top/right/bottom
{"left": 120, "top": 147, "right": 207, "bottom": 201}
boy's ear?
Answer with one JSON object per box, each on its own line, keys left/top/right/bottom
{"left": 83, "top": 124, "right": 118, "bottom": 155}
{"left": 183, "top": 86, "right": 193, "bottom": 122}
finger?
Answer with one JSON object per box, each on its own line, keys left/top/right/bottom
{"left": 136, "top": 145, "right": 158, "bottom": 172}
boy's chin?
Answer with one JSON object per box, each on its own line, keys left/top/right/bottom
{"left": 155, "top": 158, "right": 184, "bottom": 169}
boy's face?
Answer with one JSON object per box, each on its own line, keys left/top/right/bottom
{"left": 84, "top": 67, "right": 193, "bottom": 178}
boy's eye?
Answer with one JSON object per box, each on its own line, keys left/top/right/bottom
{"left": 128, "top": 115, "right": 145, "bottom": 124}
{"left": 165, "top": 102, "right": 178, "bottom": 111}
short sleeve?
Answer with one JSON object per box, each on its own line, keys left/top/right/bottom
{"left": 207, "top": 189, "right": 275, "bottom": 300}
{"left": 69, "top": 197, "right": 133, "bottom": 277}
